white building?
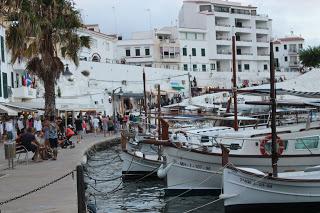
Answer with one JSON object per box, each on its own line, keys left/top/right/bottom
{"left": 116, "top": 0, "right": 272, "bottom": 73}
{"left": 0, "top": 24, "right": 11, "bottom": 103}
{"left": 273, "top": 35, "right": 304, "bottom": 72}
{"left": 179, "top": 0, "right": 272, "bottom": 73}
{"left": 116, "top": 27, "right": 182, "bottom": 70}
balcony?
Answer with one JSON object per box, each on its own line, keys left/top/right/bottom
{"left": 256, "top": 26, "right": 269, "bottom": 30}
{"left": 217, "top": 37, "right": 231, "bottom": 41}
{"left": 288, "top": 50, "right": 298, "bottom": 55}
{"left": 256, "top": 38, "right": 269, "bottom": 43}
{"left": 289, "top": 61, "right": 299, "bottom": 67}
{"left": 160, "top": 55, "right": 180, "bottom": 62}
{"left": 12, "top": 86, "right": 37, "bottom": 99}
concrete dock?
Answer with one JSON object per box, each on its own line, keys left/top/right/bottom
{"left": 0, "top": 133, "right": 119, "bottom": 213}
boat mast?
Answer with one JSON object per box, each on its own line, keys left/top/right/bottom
{"left": 270, "top": 42, "right": 278, "bottom": 177}
{"left": 143, "top": 69, "right": 148, "bottom": 131}
{"left": 157, "top": 84, "right": 161, "bottom": 140}
{"left": 232, "top": 35, "right": 238, "bottom": 131}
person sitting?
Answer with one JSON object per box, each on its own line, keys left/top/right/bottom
{"left": 19, "top": 127, "right": 43, "bottom": 161}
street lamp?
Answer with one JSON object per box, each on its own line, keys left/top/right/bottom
{"left": 112, "top": 87, "right": 123, "bottom": 122}
{"left": 63, "top": 64, "right": 73, "bottom": 76}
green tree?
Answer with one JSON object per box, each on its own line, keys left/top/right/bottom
{"left": 299, "top": 46, "right": 320, "bottom": 68}
{"left": 0, "top": 0, "right": 90, "bottom": 116}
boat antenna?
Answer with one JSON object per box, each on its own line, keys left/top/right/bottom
{"left": 270, "top": 42, "right": 278, "bottom": 177}
{"left": 232, "top": 35, "right": 238, "bottom": 131}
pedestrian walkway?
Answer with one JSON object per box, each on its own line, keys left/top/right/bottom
{"left": 0, "top": 133, "right": 119, "bottom": 213}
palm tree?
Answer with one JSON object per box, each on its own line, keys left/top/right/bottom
{"left": 0, "top": 0, "right": 90, "bottom": 116}
{"left": 299, "top": 46, "right": 320, "bottom": 69}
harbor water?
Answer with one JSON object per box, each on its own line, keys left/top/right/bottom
{"left": 85, "top": 145, "right": 224, "bottom": 213}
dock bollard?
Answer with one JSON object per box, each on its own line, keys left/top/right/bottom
{"left": 77, "top": 165, "right": 86, "bottom": 213}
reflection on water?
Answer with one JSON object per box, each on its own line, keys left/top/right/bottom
{"left": 85, "top": 145, "right": 224, "bottom": 213}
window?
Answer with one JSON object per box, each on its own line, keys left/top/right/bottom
{"left": 180, "top": 32, "right": 187, "bottom": 40}
{"left": 275, "top": 47, "right": 279, "bottom": 52}
{"left": 145, "top": 48, "right": 150, "bottom": 56}
{"left": 299, "top": 44, "right": 303, "bottom": 49}
{"left": 170, "top": 47, "right": 175, "bottom": 58}
{"left": 264, "top": 64, "right": 268, "bottom": 70}
{"left": 11, "top": 72, "right": 14, "bottom": 88}
{"left": 295, "top": 136, "right": 319, "bottom": 150}
{"left": 244, "top": 64, "right": 250, "bottom": 70}
{"left": 285, "top": 56, "right": 288, "bottom": 62}
{"left": 193, "top": 64, "right": 197, "bottom": 71}
{"left": 238, "top": 64, "right": 242, "bottom": 72}
{"left": 187, "top": 33, "right": 196, "bottom": 40}
{"left": 214, "top": 6, "right": 229, "bottom": 13}
{"left": 182, "top": 48, "right": 187, "bottom": 56}
{"left": 135, "top": 48, "right": 140, "bottom": 56}
{"left": 2, "top": 72, "right": 7, "bottom": 99}
{"left": 0, "top": 36, "right": 4, "bottom": 63}
{"left": 202, "top": 64, "right": 207, "bottom": 72}
{"left": 210, "top": 64, "right": 215, "bottom": 70}
{"left": 192, "top": 48, "right": 196, "bottom": 56}
{"left": 197, "top": 33, "right": 205, "bottom": 40}
{"left": 199, "top": 5, "right": 212, "bottom": 12}
{"left": 275, "top": 58, "right": 279, "bottom": 68}
{"left": 201, "top": 48, "right": 206, "bottom": 57}
{"left": 183, "top": 64, "right": 188, "bottom": 71}
{"left": 284, "top": 44, "right": 287, "bottom": 50}
{"left": 125, "top": 49, "right": 131, "bottom": 57}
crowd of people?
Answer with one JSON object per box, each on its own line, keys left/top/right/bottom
{"left": 1, "top": 112, "right": 137, "bottom": 163}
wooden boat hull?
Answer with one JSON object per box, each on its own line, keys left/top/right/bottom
{"left": 222, "top": 167, "right": 320, "bottom": 212}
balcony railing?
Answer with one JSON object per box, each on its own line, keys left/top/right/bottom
{"left": 258, "top": 53, "right": 270, "bottom": 56}
{"left": 238, "top": 53, "right": 254, "bottom": 56}
{"left": 235, "top": 25, "right": 251, "bottom": 29}
{"left": 217, "top": 50, "right": 232, "bottom": 55}
{"left": 12, "top": 86, "right": 37, "bottom": 99}
{"left": 216, "top": 23, "right": 231, "bottom": 27}
{"left": 289, "top": 61, "right": 299, "bottom": 67}
{"left": 237, "top": 39, "right": 252, "bottom": 42}
{"left": 257, "top": 38, "right": 269, "bottom": 43}
{"left": 256, "top": 26, "right": 269, "bottom": 30}
{"left": 217, "top": 37, "right": 231, "bottom": 41}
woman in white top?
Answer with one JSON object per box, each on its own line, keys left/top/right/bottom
{"left": 34, "top": 117, "right": 42, "bottom": 132}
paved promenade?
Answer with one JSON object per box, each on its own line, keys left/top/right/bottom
{"left": 0, "top": 133, "right": 119, "bottom": 213}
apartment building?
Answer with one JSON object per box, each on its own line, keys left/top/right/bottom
{"left": 117, "top": 0, "right": 272, "bottom": 73}
{"left": 179, "top": 0, "right": 272, "bottom": 72}
{"left": 273, "top": 36, "right": 304, "bottom": 72}
{"left": 116, "top": 27, "right": 181, "bottom": 70}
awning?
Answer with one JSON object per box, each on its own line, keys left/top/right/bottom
{"left": 0, "top": 104, "right": 19, "bottom": 116}
{"left": 121, "top": 93, "right": 144, "bottom": 98}
{"left": 4, "top": 103, "right": 38, "bottom": 112}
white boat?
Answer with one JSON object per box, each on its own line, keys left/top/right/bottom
{"left": 120, "top": 150, "right": 162, "bottom": 179}
{"left": 221, "top": 165, "right": 320, "bottom": 213}
{"left": 161, "top": 121, "right": 320, "bottom": 195}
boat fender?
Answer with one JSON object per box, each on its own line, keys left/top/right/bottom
{"left": 157, "top": 162, "right": 174, "bottom": 179}
{"left": 260, "top": 134, "right": 284, "bottom": 156}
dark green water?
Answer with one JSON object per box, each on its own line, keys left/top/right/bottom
{"left": 85, "top": 146, "right": 224, "bottom": 213}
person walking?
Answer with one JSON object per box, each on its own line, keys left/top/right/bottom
{"left": 93, "top": 116, "right": 100, "bottom": 136}
{"left": 82, "top": 119, "right": 87, "bottom": 134}
{"left": 34, "top": 117, "right": 42, "bottom": 133}
{"left": 5, "top": 118, "right": 14, "bottom": 142}
{"left": 48, "top": 116, "right": 58, "bottom": 160}
{"left": 102, "top": 115, "right": 108, "bottom": 137}
{"left": 75, "top": 115, "right": 83, "bottom": 143}
{"left": 17, "top": 115, "right": 25, "bottom": 135}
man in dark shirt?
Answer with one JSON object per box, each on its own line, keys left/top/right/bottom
{"left": 20, "top": 127, "right": 42, "bottom": 161}
{"left": 74, "top": 115, "right": 83, "bottom": 143}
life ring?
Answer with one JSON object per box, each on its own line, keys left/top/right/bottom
{"left": 259, "top": 134, "right": 284, "bottom": 156}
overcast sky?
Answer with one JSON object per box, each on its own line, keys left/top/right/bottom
{"left": 74, "top": 0, "right": 320, "bottom": 46}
